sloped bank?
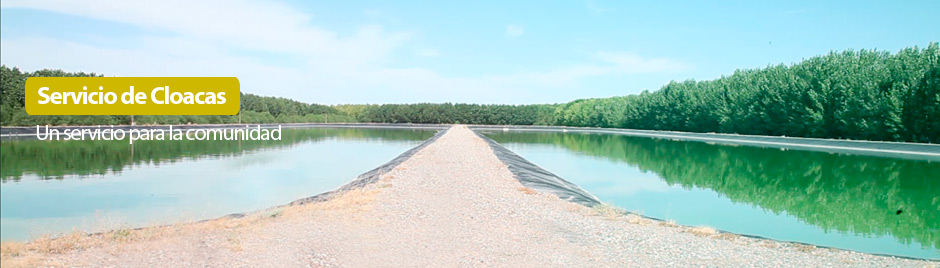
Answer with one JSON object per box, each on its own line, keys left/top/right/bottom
{"left": 288, "top": 127, "right": 450, "bottom": 205}
{"left": 471, "top": 131, "right": 601, "bottom": 206}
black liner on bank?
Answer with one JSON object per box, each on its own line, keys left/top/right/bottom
{"left": 471, "top": 131, "right": 602, "bottom": 207}
{"left": 286, "top": 127, "right": 450, "bottom": 206}
{"left": 470, "top": 127, "right": 935, "bottom": 262}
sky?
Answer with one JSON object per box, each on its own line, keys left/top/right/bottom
{"left": 1, "top": 0, "right": 938, "bottom": 104}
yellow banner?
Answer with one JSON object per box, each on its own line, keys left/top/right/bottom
{"left": 25, "top": 77, "right": 240, "bottom": 115}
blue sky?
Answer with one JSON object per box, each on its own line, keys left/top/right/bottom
{"left": 1, "top": 0, "right": 938, "bottom": 104}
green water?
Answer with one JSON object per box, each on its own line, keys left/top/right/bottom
{"left": 482, "top": 131, "right": 940, "bottom": 260}
{"left": 0, "top": 127, "right": 435, "bottom": 241}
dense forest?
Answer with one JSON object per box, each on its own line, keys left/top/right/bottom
{"left": 2, "top": 43, "right": 938, "bottom": 142}
{"left": 553, "top": 43, "right": 940, "bottom": 143}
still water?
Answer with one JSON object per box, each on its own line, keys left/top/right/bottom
{"left": 0, "top": 127, "right": 435, "bottom": 241}
{"left": 481, "top": 131, "right": 939, "bottom": 259}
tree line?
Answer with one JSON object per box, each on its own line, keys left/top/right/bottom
{"left": 552, "top": 43, "right": 940, "bottom": 143}
{"left": 344, "top": 103, "right": 557, "bottom": 125}
{"left": 3, "top": 43, "right": 938, "bottom": 143}
{"left": 0, "top": 66, "right": 356, "bottom": 125}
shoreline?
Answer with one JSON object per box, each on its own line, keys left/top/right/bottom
{"left": 0, "top": 123, "right": 450, "bottom": 138}
{"left": 5, "top": 123, "right": 936, "bottom": 161}
{"left": 1, "top": 126, "right": 934, "bottom": 267}
{"left": 469, "top": 125, "right": 940, "bottom": 161}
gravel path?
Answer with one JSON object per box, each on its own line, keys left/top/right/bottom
{"left": 3, "top": 126, "right": 933, "bottom": 267}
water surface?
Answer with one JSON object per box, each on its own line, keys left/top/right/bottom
{"left": 482, "top": 131, "right": 939, "bottom": 259}
{"left": 1, "top": 127, "right": 434, "bottom": 241}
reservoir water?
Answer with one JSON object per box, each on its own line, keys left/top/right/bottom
{"left": 0, "top": 127, "right": 435, "bottom": 241}
{"left": 481, "top": 130, "right": 939, "bottom": 259}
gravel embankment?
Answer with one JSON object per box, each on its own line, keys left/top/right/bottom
{"left": 2, "top": 125, "right": 933, "bottom": 267}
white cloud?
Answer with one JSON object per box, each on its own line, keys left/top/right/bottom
{"left": 505, "top": 25, "right": 525, "bottom": 37}
{"left": 0, "top": 0, "right": 411, "bottom": 67}
{"left": 0, "top": 1, "right": 692, "bottom": 104}
{"left": 1, "top": 34, "right": 690, "bottom": 103}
